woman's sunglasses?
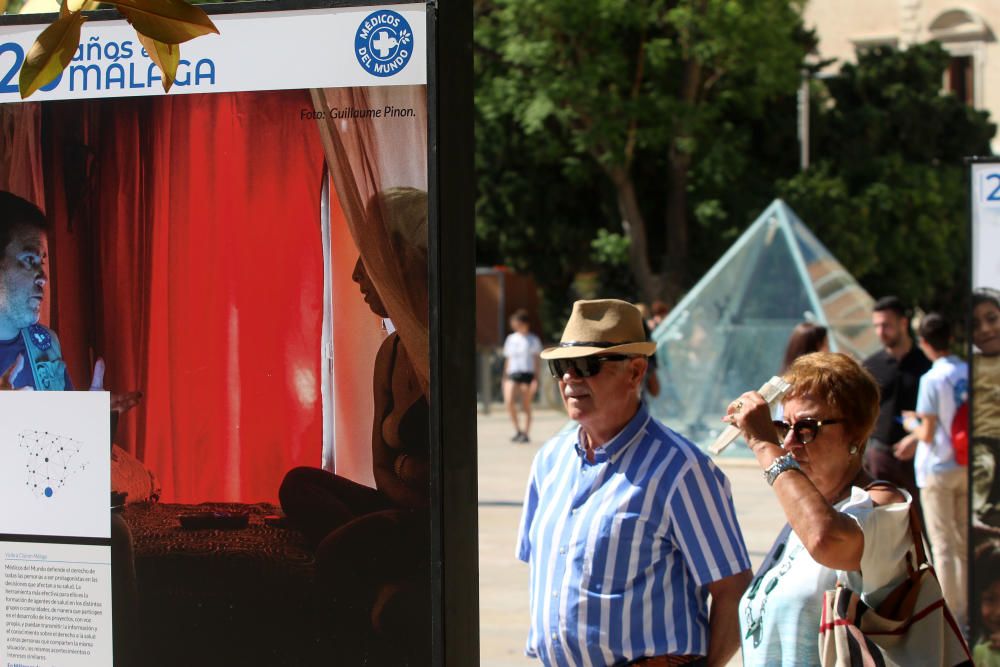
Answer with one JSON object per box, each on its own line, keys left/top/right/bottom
{"left": 547, "top": 355, "right": 630, "bottom": 379}
{"left": 772, "top": 418, "right": 844, "bottom": 445}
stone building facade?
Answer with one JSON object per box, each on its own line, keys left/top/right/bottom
{"left": 804, "top": 1, "right": 998, "bottom": 139}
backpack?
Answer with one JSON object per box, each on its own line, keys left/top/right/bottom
{"left": 950, "top": 378, "right": 969, "bottom": 466}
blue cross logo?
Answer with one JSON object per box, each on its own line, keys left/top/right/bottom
{"left": 355, "top": 10, "right": 414, "bottom": 78}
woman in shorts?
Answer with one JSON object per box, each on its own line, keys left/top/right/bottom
{"left": 503, "top": 309, "right": 542, "bottom": 443}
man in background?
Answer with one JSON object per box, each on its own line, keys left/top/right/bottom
{"left": 0, "top": 191, "right": 72, "bottom": 389}
{"left": 0, "top": 191, "right": 140, "bottom": 405}
{"left": 862, "top": 295, "right": 930, "bottom": 512}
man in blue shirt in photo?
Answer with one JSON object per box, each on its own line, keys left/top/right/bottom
{"left": 0, "top": 190, "right": 141, "bottom": 666}
{"left": 517, "top": 299, "right": 751, "bottom": 667}
{"left": 0, "top": 191, "right": 73, "bottom": 390}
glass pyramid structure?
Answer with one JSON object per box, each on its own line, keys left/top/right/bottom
{"left": 649, "top": 199, "right": 881, "bottom": 455}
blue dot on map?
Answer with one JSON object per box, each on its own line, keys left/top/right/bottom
{"left": 44, "top": 487, "right": 53, "bottom": 498}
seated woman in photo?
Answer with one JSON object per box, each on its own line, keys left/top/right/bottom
{"left": 279, "top": 254, "right": 428, "bottom": 539}
{"left": 279, "top": 187, "right": 430, "bottom": 665}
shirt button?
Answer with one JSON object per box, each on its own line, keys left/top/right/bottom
{"left": 559, "top": 546, "right": 567, "bottom": 555}
{"left": 551, "top": 632, "right": 558, "bottom": 641}
{"left": 551, "top": 589, "right": 558, "bottom": 598}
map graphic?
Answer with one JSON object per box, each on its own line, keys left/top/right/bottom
{"left": 17, "top": 430, "right": 89, "bottom": 499}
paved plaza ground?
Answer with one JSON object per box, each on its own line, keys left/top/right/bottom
{"left": 477, "top": 406, "right": 786, "bottom": 667}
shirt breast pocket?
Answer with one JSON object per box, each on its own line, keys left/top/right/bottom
{"left": 584, "top": 510, "right": 655, "bottom": 594}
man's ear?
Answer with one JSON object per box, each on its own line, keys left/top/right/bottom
{"left": 629, "top": 356, "right": 648, "bottom": 385}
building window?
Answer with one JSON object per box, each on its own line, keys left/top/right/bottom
{"left": 946, "top": 55, "right": 975, "bottom": 105}
{"left": 928, "top": 8, "right": 991, "bottom": 109}
{"left": 850, "top": 37, "right": 898, "bottom": 56}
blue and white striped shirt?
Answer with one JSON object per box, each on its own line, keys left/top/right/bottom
{"left": 516, "top": 402, "right": 751, "bottom": 666}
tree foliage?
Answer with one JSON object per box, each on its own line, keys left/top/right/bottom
{"left": 779, "top": 43, "right": 995, "bottom": 320}
{"left": 478, "top": 4, "right": 995, "bottom": 335}
{"left": 475, "top": 94, "right": 619, "bottom": 333}
{"left": 476, "top": 0, "right": 809, "bottom": 310}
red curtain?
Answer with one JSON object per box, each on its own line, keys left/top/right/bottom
{"left": 0, "top": 104, "right": 45, "bottom": 210}
{"left": 43, "top": 91, "right": 328, "bottom": 502}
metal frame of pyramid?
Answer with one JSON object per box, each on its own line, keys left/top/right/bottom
{"left": 649, "top": 199, "right": 880, "bottom": 454}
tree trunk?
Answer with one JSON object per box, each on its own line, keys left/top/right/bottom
{"left": 607, "top": 165, "right": 661, "bottom": 303}
{"left": 656, "top": 52, "right": 703, "bottom": 307}
{"left": 663, "top": 143, "right": 691, "bottom": 305}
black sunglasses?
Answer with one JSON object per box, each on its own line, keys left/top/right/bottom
{"left": 547, "top": 355, "right": 630, "bottom": 379}
{"left": 772, "top": 418, "right": 844, "bottom": 445}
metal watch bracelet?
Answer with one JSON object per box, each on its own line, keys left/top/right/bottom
{"left": 764, "top": 453, "right": 801, "bottom": 486}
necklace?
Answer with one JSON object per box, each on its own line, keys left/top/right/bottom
{"left": 743, "top": 487, "right": 861, "bottom": 649}
{"left": 743, "top": 537, "right": 804, "bottom": 648}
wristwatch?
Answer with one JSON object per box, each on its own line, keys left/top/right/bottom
{"left": 764, "top": 453, "right": 801, "bottom": 486}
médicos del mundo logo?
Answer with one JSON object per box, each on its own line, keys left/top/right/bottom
{"left": 355, "top": 10, "right": 414, "bottom": 78}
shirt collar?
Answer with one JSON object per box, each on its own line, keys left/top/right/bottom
{"left": 574, "top": 402, "right": 650, "bottom": 464}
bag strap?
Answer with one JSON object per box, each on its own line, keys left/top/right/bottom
{"left": 864, "top": 481, "right": 928, "bottom": 568}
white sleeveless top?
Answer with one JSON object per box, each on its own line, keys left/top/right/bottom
{"left": 739, "top": 487, "right": 914, "bottom": 666}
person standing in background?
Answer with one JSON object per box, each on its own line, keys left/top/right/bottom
{"left": 503, "top": 308, "right": 542, "bottom": 443}
{"left": 862, "top": 296, "right": 930, "bottom": 515}
{"left": 634, "top": 302, "right": 661, "bottom": 400}
{"left": 900, "top": 313, "right": 968, "bottom": 626}
{"left": 780, "top": 322, "right": 828, "bottom": 373}
{"left": 649, "top": 300, "right": 669, "bottom": 330}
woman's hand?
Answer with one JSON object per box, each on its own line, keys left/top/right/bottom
{"left": 724, "top": 390, "right": 781, "bottom": 452}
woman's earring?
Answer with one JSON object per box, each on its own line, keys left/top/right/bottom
{"left": 848, "top": 445, "right": 859, "bottom": 456}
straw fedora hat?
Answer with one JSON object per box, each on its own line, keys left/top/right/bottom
{"left": 540, "top": 299, "right": 656, "bottom": 360}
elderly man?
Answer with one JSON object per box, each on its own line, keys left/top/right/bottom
{"left": 517, "top": 299, "right": 751, "bottom": 667}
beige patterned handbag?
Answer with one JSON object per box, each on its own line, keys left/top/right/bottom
{"left": 818, "top": 484, "right": 971, "bottom": 666}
